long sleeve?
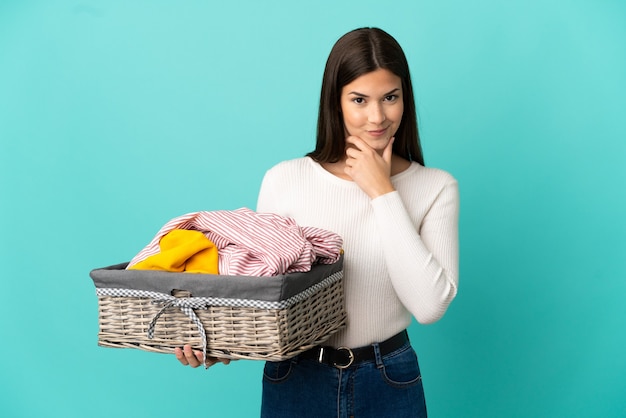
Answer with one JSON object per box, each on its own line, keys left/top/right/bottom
{"left": 370, "top": 181, "right": 459, "bottom": 324}
{"left": 255, "top": 157, "right": 459, "bottom": 347}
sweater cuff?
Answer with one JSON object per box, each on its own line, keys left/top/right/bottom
{"left": 370, "top": 190, "right": 405, "bottom": 215}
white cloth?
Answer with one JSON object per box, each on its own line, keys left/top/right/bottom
{"left": 257, "top": 157, "right": 459, "bottom": 348}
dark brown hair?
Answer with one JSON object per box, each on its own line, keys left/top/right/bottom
{"left": 306, "top": 27, "right": 424, "bottom": 165}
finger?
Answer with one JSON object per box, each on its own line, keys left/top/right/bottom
{"left": 205, "top": 358, "right": 219, "bottom": 368}
{"left": 345, "top": 146, "right": 358, "bottom": 160}
{"left": 345, "top": 135, "right": 367, "bottom": 150}
{"left": 382, "top": 136, "right": 395, "bottom": 164}
{"left": 174, "top": 347, "right": 189, "bottom": 366}
{"left": 183, "top": 345, "right": 201, "bottom": 368}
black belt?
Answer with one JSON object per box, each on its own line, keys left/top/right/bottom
{"left": 299, "top": 330, "right": 409, "bottom": 369}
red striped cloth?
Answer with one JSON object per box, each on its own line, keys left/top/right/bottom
{"left": 126, "top": 208, "right": 343, "bottom": 276}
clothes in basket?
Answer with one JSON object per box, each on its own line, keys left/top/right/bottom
{"left": 127, "top": 208, "right": 343, "bottom": 276}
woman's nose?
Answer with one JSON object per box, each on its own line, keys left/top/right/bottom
{"left": 368, "top": 103, "right": 386, "bottom": 124}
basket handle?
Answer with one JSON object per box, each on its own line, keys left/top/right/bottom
{"left": 148, "top": 294, "right": 210, "bottom": 367}
{"left": 171, "top": 289, "right": 192, "bottom": 298}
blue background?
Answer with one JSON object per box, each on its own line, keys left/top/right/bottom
{"left": 1, "top": 1, "right": 625, "bottom": 417}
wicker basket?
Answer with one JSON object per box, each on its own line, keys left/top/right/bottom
{"left": 90, "top": 256, "right": 345, "bottom": 361}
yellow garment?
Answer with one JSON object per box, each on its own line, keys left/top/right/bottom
{"left": 129, "top": 229, "right": 219, "bottom": 274}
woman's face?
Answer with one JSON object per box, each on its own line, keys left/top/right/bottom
{"left": 340, "top": 68, "right": 404, "bottom": 154}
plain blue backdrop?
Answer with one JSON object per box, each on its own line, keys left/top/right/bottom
{"left": 1, "top": 1, "right": 625, "bottom": 417}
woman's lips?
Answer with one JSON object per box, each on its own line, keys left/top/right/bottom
{"left": 367, "top": 127, "right": 387, "bottom": 137}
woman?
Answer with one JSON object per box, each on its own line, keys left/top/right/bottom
{"left": 176, "top": 27, "right": 459, "bottom": 418}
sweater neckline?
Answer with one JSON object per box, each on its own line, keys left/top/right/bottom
{"left": 305, "top": 156, "right": 420, "bottom": 186}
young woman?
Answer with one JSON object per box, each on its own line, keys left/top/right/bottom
{"left": 176, "top": 27, "right": 459, "bottom": 418}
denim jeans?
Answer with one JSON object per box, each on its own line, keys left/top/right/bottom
{"left": 261, "top": 342, "right": 427, "bottom": 418}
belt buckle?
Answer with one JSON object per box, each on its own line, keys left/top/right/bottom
{"left": 333, "top": 347, "right": 354, "bottom": 369}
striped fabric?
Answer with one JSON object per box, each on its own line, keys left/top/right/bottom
{"left": 127, "top": 208, "right": 343, "bottom": 276}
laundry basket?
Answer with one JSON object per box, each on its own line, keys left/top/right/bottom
{"left": 89, "top": 255, "right": 345, "bottom": 362}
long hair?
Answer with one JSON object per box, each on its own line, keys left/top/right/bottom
{"left": 307, "top": 27, "right": 424, "bottom": 165}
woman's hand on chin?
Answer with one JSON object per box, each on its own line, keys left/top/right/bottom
{"left": 344, "top": 135, "right": 396, "bottom": 198}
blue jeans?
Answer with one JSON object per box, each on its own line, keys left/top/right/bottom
{"left": 261, "top": 342, "right": 427, "bottom": 417}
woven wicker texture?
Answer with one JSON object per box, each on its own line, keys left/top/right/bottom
{"left": 97, "top": 277, "right": 346, "bottom": 361}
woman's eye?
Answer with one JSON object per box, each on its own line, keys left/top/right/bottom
{"left": 353, "top": 97, "right": 365, "bottom": 104}
{"left": 384, "top": 95, "right": 398, "bottom": 102}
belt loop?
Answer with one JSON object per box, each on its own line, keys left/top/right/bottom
{"left": 318, "top": 347, "right": 326, "bottom": 363}
{"left": 373, "top": 342, "right": 384, "bottom": 368}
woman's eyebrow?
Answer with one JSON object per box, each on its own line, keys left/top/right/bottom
{"left": 347, "top": 87, "right": 400, "bottom": 98}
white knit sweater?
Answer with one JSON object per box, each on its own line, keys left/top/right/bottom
{"left": 256, "top": 157, "right": 459, "bottom": 348}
